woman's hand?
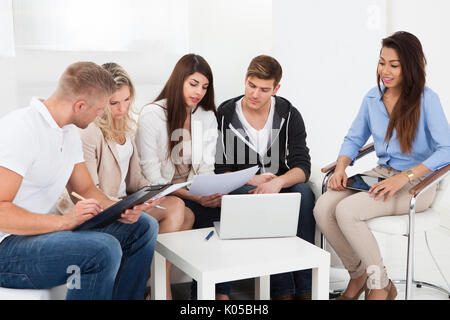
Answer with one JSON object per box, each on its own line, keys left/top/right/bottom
{"left": 142, "top": 197, "right": 165, "bottom": 213}
{"left": 196, "top": 193, "right": 223, "bottom": 208}
{"left": 369, "top": 173, "right": 409, "bottom": 202}
{"left": 328, "top": 170, "right": 348, "bottom": 191}
{"left": 118, "top": 203, "right": 147, "bottom": 224}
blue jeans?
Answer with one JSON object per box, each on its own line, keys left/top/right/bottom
{"left": 0, "top": 214, "right": 158, "bottom": 300}
{"left": 231, "top": 183, "right": 316, "bottom": 298}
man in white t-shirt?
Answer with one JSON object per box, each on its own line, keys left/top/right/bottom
{"left": 0, "top": 62, "right": 159, "bottom": 299}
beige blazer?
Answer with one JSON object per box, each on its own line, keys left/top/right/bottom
{"left": 80, "top": 123, "right": 149, "bottom": 196}
{"left": 57, "top": 123, "right": 148, "bottom": 214}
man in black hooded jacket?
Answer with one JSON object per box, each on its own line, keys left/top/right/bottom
{"left": 214, "top": 55, "right": 316, "bottom": 300}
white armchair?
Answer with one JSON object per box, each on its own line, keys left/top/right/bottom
{"left": 319, "top": 142, "right": 450, "bottom": 300}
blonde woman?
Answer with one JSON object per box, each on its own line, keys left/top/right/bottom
{"left": 59, "top": 62, "right": 194, "bottom": 299}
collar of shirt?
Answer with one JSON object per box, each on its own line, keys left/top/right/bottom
{"left": 366, "top": 84, "right": 387, "bottom": 101}
{"left": 30, "top": 97, "right": 64, "bottom": 132}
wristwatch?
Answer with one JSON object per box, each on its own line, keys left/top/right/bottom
{"left": 404, "top": 169, "right": 414, "bottom": 182}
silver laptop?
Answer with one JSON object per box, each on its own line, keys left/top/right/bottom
{"left": 213, "top": 193, "right": 301, "bottom": 240}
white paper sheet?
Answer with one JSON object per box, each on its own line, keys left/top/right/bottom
{"left": 150, "top": 181, "right": 192, "bottom": 200}
{"left": 187, "top": 166, "right": 259, "bottom": 196}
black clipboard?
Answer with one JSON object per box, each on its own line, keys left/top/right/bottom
{"left": 74, "top": 184, "right": 171, "bottom": 231}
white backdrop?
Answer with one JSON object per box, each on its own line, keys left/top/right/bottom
{"left": 387, "top": 0, "right": 450, "bottom": 119}
{"left": 273, "top": 0, "right": 386, "bottom": 170}
{"left": 0, "top": 0, "right": 449, "bottom": 294}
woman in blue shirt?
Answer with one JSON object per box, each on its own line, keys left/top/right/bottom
{"left": 314, "top": 31, "right": 450, "bottom": 300}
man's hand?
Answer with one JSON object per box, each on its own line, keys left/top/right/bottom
{"left": 61, "top": 199, "right": 103, "bottom": 230}
{"left": 247, "top": 173, "right": 277, "bottom": 187}
{"left": 249, "top": 177, "right": 284, "bottom": 194}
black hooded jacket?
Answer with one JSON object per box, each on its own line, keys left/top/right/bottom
{"left": 214, "top": 95, "right": 311, "bottom": 181}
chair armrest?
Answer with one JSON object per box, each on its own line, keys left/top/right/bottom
{"left": 321, "top": 143, "right": 375, "bottom": 173}
{"left": 409, "top": 164, "right": 450, "bottom": 197}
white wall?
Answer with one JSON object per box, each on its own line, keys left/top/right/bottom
{"left": 0, "top": 0, "right": 17, "bottom": 117}
{"left": 388, "top": 0, "right": 450, "bottom": 119}
{"left": 0, "top": 0, "right": 15, "bottom": 57}
{"left": 273, "top": 0, "right": 386, "bottom": 171}
{"left": 188, "top": 0, "right": 272, "bottom": 105}
{"left": 0, "top": 0, "right": 272, "bottom": 115}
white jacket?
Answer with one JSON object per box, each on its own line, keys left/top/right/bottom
{"left": 135, "top": 99, "right": 218, "bottom": 185}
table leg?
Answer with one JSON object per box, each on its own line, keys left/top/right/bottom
{"left": 255, "top": 275, "right": 270, "bottom": 300}
{"left": 197, "top": 278, "right": 215, "bottom": 300}
{"left": 312, "top": 264, "right": 330, "bottom": 300}
{"left": 151, "top": 251, "right": 166, "bottom": 300}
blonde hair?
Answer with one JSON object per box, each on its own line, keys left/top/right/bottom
{"left": 56, "top": 61, "right": 116, "bottom": 102}
{"left": 95, "top": 62, "right": 137, "bottom": 141}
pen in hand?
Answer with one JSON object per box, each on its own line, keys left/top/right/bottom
{"left": 71, "top": 192, "right": 103, "bottom": 212}
{"left": 71, "top": 191, "right": 86, "bottom": 201}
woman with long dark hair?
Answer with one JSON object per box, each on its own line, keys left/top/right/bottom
{"left": 314, "top": 31, "right": 450, "bottom": 300}
{"left": 136, "top": 53, "right": 220, "bottom": 209}
{"left": 136, "top": 54, "right": 227, "bottom": 299}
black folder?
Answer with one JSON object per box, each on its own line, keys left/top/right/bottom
{"left": 74, "top": 184, "right": 171, "bottom": 231}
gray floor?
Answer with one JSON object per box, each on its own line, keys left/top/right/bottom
{"left": 166, "top": 275, "right": 450, "bottom": 300}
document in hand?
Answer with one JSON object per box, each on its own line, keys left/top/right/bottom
{"left": 187, "top": 166, "right": 259, "bottom": 196}
{"left": 151, "top": 181, "right": 192, "bottom": 200}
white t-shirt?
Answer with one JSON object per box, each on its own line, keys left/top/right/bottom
{"left": 0, "top": 98, "right": 85, "bottom": 243}
{"left": 116, "top": 136, "right": 133, "bottom": 198}
{"left": 236, "top": 96, "right": 275, "bottom": 156}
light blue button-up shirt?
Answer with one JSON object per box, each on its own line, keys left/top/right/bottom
{"left": 339, "top": 86, "right": 450, "bottom": 172}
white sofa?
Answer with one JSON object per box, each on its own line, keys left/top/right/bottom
{"left": 0, "top": 285, "right": 67, "bottom": 300}
{"left": 0, "top": 165, "right": 327, "bottom": 299}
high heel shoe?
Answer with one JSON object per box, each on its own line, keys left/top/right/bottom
{"left": 365, "top": 280, "right": 398, "bottom": 300}
{"left": 336, "top": 280, "right": 369, "bottom": 300}
{"left": 382, "top": 280, "right": 397, "bottom": 300}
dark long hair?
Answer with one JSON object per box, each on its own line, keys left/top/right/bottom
{"left": 377, "top": 31, "right": 426, "bottom": 154}
{"left": 151, "top": 53, "right": 216, "bottom": 161}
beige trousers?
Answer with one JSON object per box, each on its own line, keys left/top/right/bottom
{"left": 313, "top": 165, "right": 437, "bottom": 289}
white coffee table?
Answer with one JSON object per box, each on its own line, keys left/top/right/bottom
{"left": 151, "top": 227, "right": 330, "bottom": 300}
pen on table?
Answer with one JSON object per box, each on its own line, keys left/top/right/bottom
{"left": 205, "top": 230, "right": 214, "bottom": 241}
